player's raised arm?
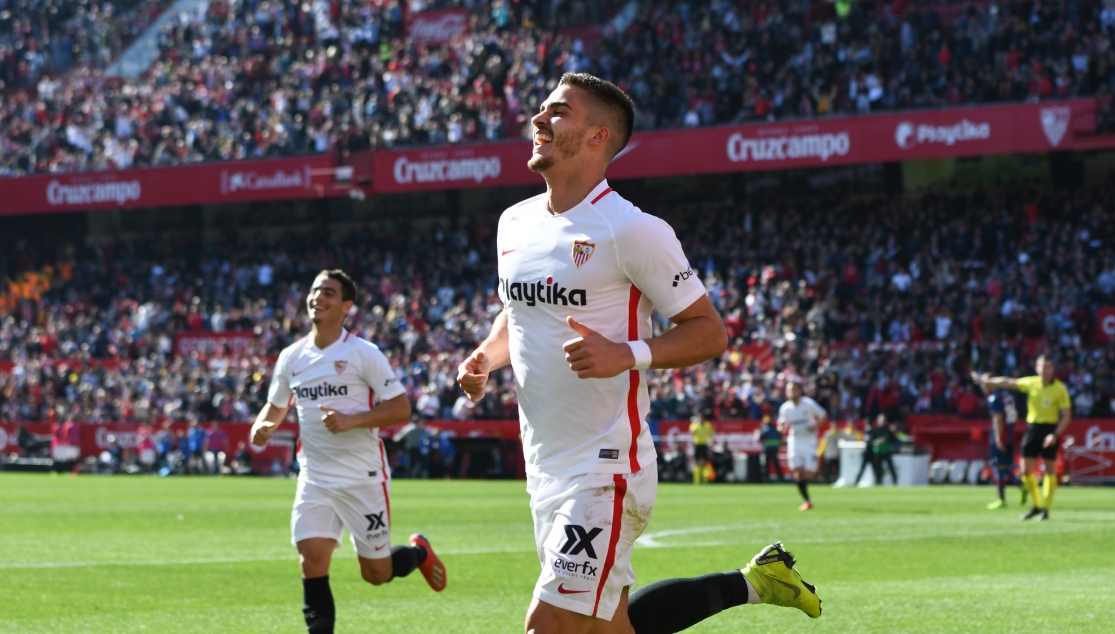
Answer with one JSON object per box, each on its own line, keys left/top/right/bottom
{"left": 457, "top": 308, "right": 511, "bottom": 402}
{"left": 251, "top": 401, "right": 289, "bottom": 447}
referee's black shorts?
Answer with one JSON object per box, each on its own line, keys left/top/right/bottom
{"left": 694, "top": 444, "right": 710, "bottom": 462}
{"left": 1021, "top": 423, "right": 1059, "bottom": 461}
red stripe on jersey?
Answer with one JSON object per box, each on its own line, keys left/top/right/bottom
{"left": 379, "top": 440, "right": 391, "bottom": 523}
{"left": 626, "top": 286, "right": 643, "bottom": 472}
{"left": 590, "top": 187, "right": 613, "bottom": 205}
{"left": 592, "top": 474, "right": 628, "bottom": 617}
{"left": 343, "top": 330, "right": 351, "bottom": 342}
{"left": 286, "top": 394, "right": 294, "bottom": 408}
{"left": 368, "top": 388, "right": 376, "bottom": 410}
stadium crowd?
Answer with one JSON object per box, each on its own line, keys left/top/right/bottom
{"left": 4, "top": 0, "right": 1115, "bottom": 175}
{"left": 3, "top": 181, "right": 1115, "bottom": 427}
{"left": 0, "top": 0, "right": 172, "bottom": 83}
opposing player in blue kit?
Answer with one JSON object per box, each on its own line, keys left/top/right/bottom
{"left": 985, "top": 384, "right": 1021, "bottom": 509}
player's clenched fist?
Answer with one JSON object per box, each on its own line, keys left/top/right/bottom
{"left": 321, "top": 406, "right": 357, "bottom": 434}
{"left": 563, "top": 317, "right": 636, "bottom": 379}
{"left": 457, "top": 351, "right": 490, "bottom": 402}
{"left": 250, "top": 422, "right": 274, "bottom": 447}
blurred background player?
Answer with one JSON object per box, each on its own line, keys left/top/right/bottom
{"left": 756, "top": 416, "right": 785, "bottom": 483}
{"left": 689, "top": 413, "right": 714, "bottom": 484}
{"left": 976, "top": 355, "right": 1072, "bottom": 521}
{"left": 971, "top": 372, "right": 1022, "bottom": 510}
{"left": 777, "top": 380, "right": 827, "bottom": 510}
{"left": 251, "top": 270, "right": 447, "bottom": 634}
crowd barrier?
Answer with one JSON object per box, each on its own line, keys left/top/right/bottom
{"left": 4, "top": 417, "right": 1114, "bottom": 483}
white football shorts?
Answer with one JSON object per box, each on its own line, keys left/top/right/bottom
{"left": 787, "top": 443, "right": 818, "bottom": 472}
{"left": 291, "top": 477, "right": 392, "bottom": 559}
{"left": 527, "top": 467, "right": 657, "bottom": 621}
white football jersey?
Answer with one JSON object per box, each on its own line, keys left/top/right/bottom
{"left": 498, "top": 179, "right": 707, "bottom": 477}
{"left": 267, "top": 330, "right": 405, "bottom": 487}
{"left": 778, "top": 396, "right": 827, "bottom": 449}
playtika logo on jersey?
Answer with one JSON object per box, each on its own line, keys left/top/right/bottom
{"left": 294, "top": 382, "right": 349, "bottom": 401}
{"left": 500, "top": 277, "right": 588, "bottom": 307}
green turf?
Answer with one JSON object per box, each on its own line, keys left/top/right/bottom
{"left": 1, "top": 474, "right": 1112, "bottom": 633}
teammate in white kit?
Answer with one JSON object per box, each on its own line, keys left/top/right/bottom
{"left": 457, "top": 73, "right": 821, "bottom": 634}
{"left": 251, "top": 270, "right": 447, "bottom": 634}
{"left": 777, "top": 380, "right": 828, "bottom": 511}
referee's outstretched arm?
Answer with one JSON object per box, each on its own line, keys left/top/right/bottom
{"left": 972, "top": 372, "right": 1018, "bottom": 391}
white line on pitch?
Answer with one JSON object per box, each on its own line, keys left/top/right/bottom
{"left": 635, "top": 524, "right": 1101, "bottom": 548}
{"left": 1, "top": 522, "right": 1099, "bottom": 570}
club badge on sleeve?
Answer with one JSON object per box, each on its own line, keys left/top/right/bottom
{"left": 572, "top": 240, "right": 595, "bottom": 268}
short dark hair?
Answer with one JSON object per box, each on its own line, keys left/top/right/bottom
{"left": 317, "top": 269, "right": 356, "bottom": 303}
{"left": 559, "top": 72, "right": 635, "bottom": 160}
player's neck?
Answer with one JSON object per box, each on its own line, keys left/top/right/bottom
{"left": 311, "top": 322, "right": 345, "bottom": 349}
{"left": 541, "top": 164, "right": 606, "bottom": 215}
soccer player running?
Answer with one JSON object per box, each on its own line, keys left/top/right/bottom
{"left": 251, "top": 270, "right": 447, "bottom": 634}
{"left": 974, "top": 355, "right": 1071, "bottom": 521}
{"left": 457, "top": 73, "right": 821, "bottom": 634}
{"left": 971, "top": 375, "right": 1021, "bottom": 510}
{"left": 777, "top": 380, "right": 827, "bottom": 511}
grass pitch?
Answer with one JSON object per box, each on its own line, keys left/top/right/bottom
{"left": 1, "top": 474, "right": 1112, "bottom": 633}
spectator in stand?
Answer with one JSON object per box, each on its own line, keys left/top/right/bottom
{"left": 487, "top": 445, "right": 504, "bottom": 479}
{"left": 207, "top": 422, "right": 229, "bottom": 474}
{"left": 435, "top": 431, "right": 457, "bottom": 480}
{"left": 3, "top": 0, "right": 1114, "bottom": 176}
{"left": 155, "top": 422, "right": 176, "bottom": 472}
{"left": 395, "top": 416, "right": 430, "bottom": 479}
{"left": 185, "top": 420, "right": 208, "bottom": 474}
{"left": 136, "top": 423, "right": 157, "bottom": 472}
{"left": 231, "top": 440, "right": 252, "bottom": 474}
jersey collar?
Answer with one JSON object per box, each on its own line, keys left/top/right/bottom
{"left": 579, "top": 179, "right": 611, "bottom": 208}
{"left": 309, "top": 328, "right": 348, "bottom": 352}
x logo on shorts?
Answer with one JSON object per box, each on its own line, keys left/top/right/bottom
{"left": 365, "top": 511, "right": 386, "bottom": 531}
{"left": 559, "top": 524, "right": 603, "bottom": 559}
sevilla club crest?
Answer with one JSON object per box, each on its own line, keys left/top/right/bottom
{"left": 1040, "top": 106, "right": 1070, "bottom": 147}
{"left": 334, "top": 360, "right": 348, "bottom": 374}
{"left": 572, "top": 240, "right": 595, "bottom": 268}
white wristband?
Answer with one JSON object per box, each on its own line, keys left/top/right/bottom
{"left": 626, "top": 340, "right": 653, "bottom": 371}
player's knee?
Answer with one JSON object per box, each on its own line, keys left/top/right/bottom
{"left": 300, "top": 558, "right": 329, "bottom": 578}
{"left": 360, "top": 566, "right": 392, "bottom": 585}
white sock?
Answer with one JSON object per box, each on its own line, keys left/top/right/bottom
{"left": 744, "top": 576, "right": 762, "bottom": 604}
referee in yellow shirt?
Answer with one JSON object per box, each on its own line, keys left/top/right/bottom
{"left": 975, "top": 355, "right": 1071, "bottom": 521}
{"left": 689, "top": 414, "right": 714, "bottom": 484}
